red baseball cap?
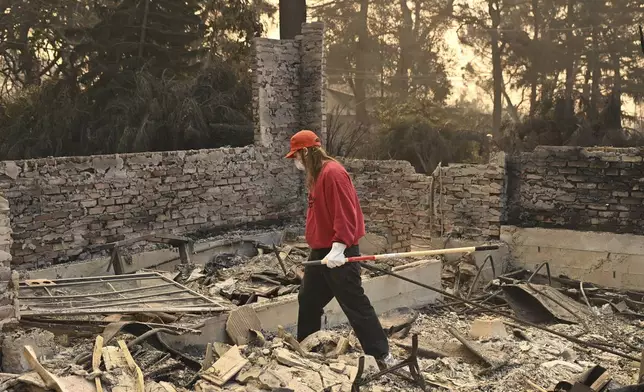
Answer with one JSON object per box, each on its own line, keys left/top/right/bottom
{"left": 285, "top": 130, "right": 321, "bottom": 158}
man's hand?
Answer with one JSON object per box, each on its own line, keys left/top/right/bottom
{"left": 323, "top": 242, "right": 347, "bottom": 268}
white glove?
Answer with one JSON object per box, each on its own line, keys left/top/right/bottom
{"left": 323, "top": 242, "right": 347, "bottom": 268}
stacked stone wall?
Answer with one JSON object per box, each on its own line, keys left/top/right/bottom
{"left": 345, "top": 159, "right": 431, "bottom": 252}
{"left": 0, "top": 149, "right": 303, "bottom": 268}
{"left": 507, "top": 146, "right": 644, "bottom": 233}
{"left": 432, "top": 154, "right": 507, "bottom": 239}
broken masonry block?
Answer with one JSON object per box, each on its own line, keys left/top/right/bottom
{"left": 1, "top": 328, "right": 56, "bottom": 373}
{"left": 469, "top": 318, "right": 510, "bottom": 340}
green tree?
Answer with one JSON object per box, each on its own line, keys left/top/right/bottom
{"left": 201, "top": 0, "right": 276, "bottom": 65}
{"left": 311, "top": 0, "right": 377, "bottom": 123}
{"left": 456, "top": 0, "right": 643, "bottom": 149}
{"left": 376, "top": 105, "right": 492, "bottom": 173}
{"left": 73, "top": 0, "right": 205, "bottom": 88}
{"left": 0, "top": 0, "right": 276, "bottom": 159}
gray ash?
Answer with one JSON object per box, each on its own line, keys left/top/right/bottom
{"left": 204, "top": 253, "right": 247, "bottom": 275}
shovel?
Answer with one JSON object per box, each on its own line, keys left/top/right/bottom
{"left": 301, "top": 245, "right": 499, "bottom": 266}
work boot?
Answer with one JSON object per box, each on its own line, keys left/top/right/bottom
{"left": 376, "top": 353, "right": 397, "bottom": 370}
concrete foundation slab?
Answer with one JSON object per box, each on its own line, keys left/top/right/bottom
{"left": 501, "top": 225, "right": 644, "bottom": 291}
{"left": 254, "top": 259, "right": 442, "bottom": 333}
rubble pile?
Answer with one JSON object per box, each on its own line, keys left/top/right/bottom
{"left": 395, "top": 312, "right": 642, "bottom": 391}
{"left": 173, "top": 243, "right": 309, "bottom": 307}
{"left": 194, "top": 328, "right": 366, "bottom": 392}
{"left": 0, "top": 318, "right": 396, "bottom": 391}
{"left": 0, "top": 238, "right": 642, "bottom": 392}
{"left": 1, "top": 302, "right": 641, "bottom": 392}
{"left": 177, "top": 240, "right": 414, "bottom": 308}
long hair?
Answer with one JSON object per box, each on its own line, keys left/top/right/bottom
{"left": 300, "top": 146, "right": 338, "bottom": 189}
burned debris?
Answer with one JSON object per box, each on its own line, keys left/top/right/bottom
{"left": 197, "top": 242, "right": 308, "bottom": 307}
{"left": 18, "top": 272, "right": 229, "bottom": 318}
{"left": 0, "top": 236, "right": 643, "bottom": 392}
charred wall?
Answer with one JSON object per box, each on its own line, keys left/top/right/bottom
{"left": 507, "top": 146, "right": 644, "bottom": 233}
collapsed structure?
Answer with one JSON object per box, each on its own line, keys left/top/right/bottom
{"left": 0, "top": 22, "right": 642, "bottom": 392}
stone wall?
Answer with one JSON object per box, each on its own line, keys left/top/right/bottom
{"left": 1, "top": 22, "right": 326, "bottom": 269}
{"left": 507, "top": 146, "right": 644, "bottom": 234}
{"left": 432, "top": 153, "right": 507, "bottom": 239}
{"left": 345, "top": 159, "right": 432, "bottom": 252}
{"left": 0, "top": 149, "right": 300, "bottom": 268}
{"left": 0, "top": 195, "right": 17, "bottom": 327}
{"left": 351, "top": 145, "right": 644, "bottom": 242}
{"left": 345, "top": 154, "right": 508, "bottom": 247}
{"left": 349, "top": 145, "right": 644, "bottom": 242}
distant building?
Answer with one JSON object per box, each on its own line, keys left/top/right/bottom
{"left": 326, "top": 86, "right": 379, "bottom": 119}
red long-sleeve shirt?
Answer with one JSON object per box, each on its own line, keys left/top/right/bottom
{"left": 305, "top": 161, "right": 366, "bottom": 249}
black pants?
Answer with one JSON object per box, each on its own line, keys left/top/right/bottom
{"left": 297, "top": 245, "right": 389, "bottom": 358}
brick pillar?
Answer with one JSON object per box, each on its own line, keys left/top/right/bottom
{"left": 252, "top": 37, "right": 301, "bottom": 154}
{"left": 0, "top": 194, "right": 18, "bottom": 329}
{"left": 298, "top": 22, "right": 327, "bottom": 145}
{"left": 251, "top": 23, "right": 327, "bottom": 219}
{"left": 252, "top": 22, "right": 326, "bottom": 153}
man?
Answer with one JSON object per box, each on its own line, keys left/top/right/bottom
{"left": 285, "top": 129, "right": 395, "bottom": 368}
